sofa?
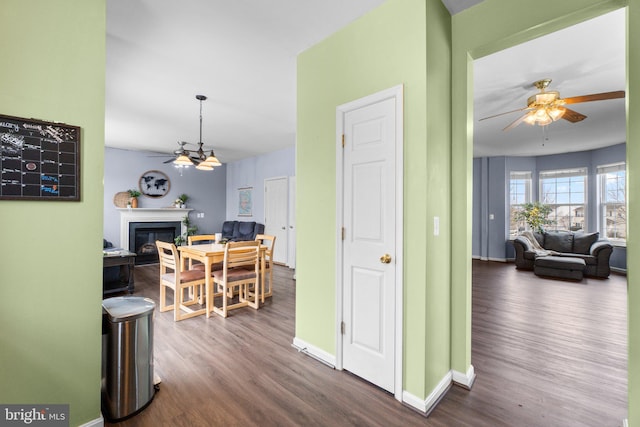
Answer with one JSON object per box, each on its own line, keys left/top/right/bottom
{"left": 513, "top": 230, "right": 613, "bottom": 279}
{"left": 220, "top": 220, "right": 265, "bottom": 242}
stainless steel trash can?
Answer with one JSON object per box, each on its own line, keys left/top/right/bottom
{"left": 102, "top": 296, "right": 156, "bottom": 421}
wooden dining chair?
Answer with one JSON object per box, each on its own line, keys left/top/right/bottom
{"left": 255, "top": 234, "right": 276, "bottom": 302}
{"left": 208, "top": 240, "right": 260, "bottom": 318}
{"left": 156, "top": 240, "right": 207, "bottom": 321}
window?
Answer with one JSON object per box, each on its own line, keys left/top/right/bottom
{"left": 598, "top": 163, "right": 626, "bottom": 243}
{"left": 539, "top": 168, "right": 587, "bottom": 231}
{"left": 509, "top": 171, "right": 531, "bottom": 237}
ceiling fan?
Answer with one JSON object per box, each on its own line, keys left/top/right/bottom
{"left": 157, "top": 141, "right": 200, "bottom": 164}
{"left": 154, "top": 95, "right": 221, "bottom": 170}
{"left": 479, "top": 79, "right": 625, "bottom": 131}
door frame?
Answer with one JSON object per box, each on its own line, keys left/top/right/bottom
{"left": 335, "top": 85, "right": 404, "bottom": 401}
{"left": 264, "top": 176, "right": 289, "bottom": 266}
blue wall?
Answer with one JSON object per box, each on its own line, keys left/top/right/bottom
{"left": 473, "top": 143, "right": 626, "bottom": 271}
{"left": 225, "top": 146, "right": 295, "bottom": 223}
{"left": 103, "top": 147, "right": 227, "bottom": 245}
{"left": 104, "top": 146, "right": 296, "bottom": 245}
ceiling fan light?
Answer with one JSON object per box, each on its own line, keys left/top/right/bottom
{"left": 537, "top": 114, "right": 552, "bottom": 126}
{"left": 195, "top": 162, "right": 214, "bottom": 171}
{"left": 534, "top": 108, "right": 548, "bottom": 119}
{"left": 548, "top": 107, "right": 565, "bottom": 121}
{"left": 174, "top": 154, "right": 194, "bottom": 166}
{"left": 201, "top": 151, "right": 221, "bottom": 167}
{"left": 523, "top": 113, "right": 537, "bottom": 125}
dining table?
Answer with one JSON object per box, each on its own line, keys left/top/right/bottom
{"left": 177, "top": 242, "right": 267, "bottom": 317}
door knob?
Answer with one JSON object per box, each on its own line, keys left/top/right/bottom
{"left": 380, "top": 254, "right": 392, "bottom": 264}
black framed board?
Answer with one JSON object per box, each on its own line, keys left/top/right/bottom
{"left": 0, "top": 114, "right": 80, "bottom": 201}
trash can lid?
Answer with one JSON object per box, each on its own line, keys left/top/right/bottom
{"left": 102, "top": 296, "right": 155, "bottom": 322}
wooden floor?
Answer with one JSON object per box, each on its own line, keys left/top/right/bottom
{"left": 106, "top": 260, "right": 627, "bottom": 427}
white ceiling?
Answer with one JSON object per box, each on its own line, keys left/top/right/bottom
{"left": 106, "top": 0, "right": 388, "bottom": 163}
{"left": 473, "top": 8, "right": 626, "bottom": 158}
{"left": 106, "top": 1, "right": 623, "bottom": 164}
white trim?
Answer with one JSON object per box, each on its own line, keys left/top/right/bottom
{"left": 611, "top": 266, "right": 627, "bottom": 274}
{"left": 335, "top": 84, "right": 404, "bottom": 401}
{"left": 402, "top": 371, "right": 452, "bottom": 414}
{"left": 452, "top": 364, "right": 476, "bottom": 390}
{"left": 118, "top": 208, "right": 192, "bottom": 249}
{"left": 292, "top": 337, "right": 336, "bottom": 367}
{"left": 79, "top": 416, "right": 104, "bottom": 427}
{"left": 264, "top": 176, "right": 290, "bottom": 266}
{"left": 622, "top": 419, "right": 628, "bottom": 427}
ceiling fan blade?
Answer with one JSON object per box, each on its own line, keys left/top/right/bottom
{"left": 560, "top": 107, "right": 587, "bottom": 123}
{"left": 563, "top": 90, "right": 625, "bottom": 105}
{"left": 502, "top": 112, "right": 530, "bottom": 131}
{"left": 163, "top": 158, "right": 175, "bottom": 164}
{"left": 479, "top": 107, "right": 529, "bottom": 121}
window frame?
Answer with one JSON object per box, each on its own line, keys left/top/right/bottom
{"left": 538, "top": 167, "right": 588, "bottom": 232}
{"left": 509, "top": 171, "right": 532, "bottom": 238}
{"left": 597, "top": 162, "right": 626, "bottom": 245}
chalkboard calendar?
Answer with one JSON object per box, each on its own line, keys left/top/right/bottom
{"left": 0, "top": 114, "right": 80, "bottom": 201}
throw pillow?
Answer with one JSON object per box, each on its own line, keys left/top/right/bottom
{"left": 573, "top": 232, "right": 599, "bottom": 255}
{"left": 544, "top": 231, "right": 574, "bottom": 253}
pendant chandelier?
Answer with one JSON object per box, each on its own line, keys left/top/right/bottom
{"left": 174, "top": 94, "right": 221, "bottom": 170}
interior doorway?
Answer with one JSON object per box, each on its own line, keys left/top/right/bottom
{"left": 470, "top": 7, "right": 628, "bottom": 424}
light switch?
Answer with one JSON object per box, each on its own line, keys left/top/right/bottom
{"left": 489, "top": 214, "right": 494, "bottom": 220}
{"left": 434, "top": 216, "right": 439, "bottom": 236}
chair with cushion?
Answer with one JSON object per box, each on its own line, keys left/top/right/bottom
{"left": 208, "top": 240, "right": 261, "bottom": 318}
{"left": 156, "top": 240, "right": 207, "bottom": 321}
{"left": 255, "top": 234, "right": 276, "bottom": 302}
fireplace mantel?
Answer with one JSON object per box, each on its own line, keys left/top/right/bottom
{"left": 118, "top": 208, "right": 192, "bottom": 249}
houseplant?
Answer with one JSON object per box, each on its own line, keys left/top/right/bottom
{"left": 127, "top": 189, "right": 141, "bottom": 208}
{"left": 174, "top": 215, "right": 198, "bottom": 246}
{"left": 175, "top": 193, "right": 189, "bottom": 208}
{"left": 515, "top": 201, "right": 553, "bottom": 233}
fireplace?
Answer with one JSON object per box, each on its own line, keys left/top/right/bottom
{"left": 118, "top": 208, "right": 191, "bottom": 261}
{"left": 129, "top": 221, "right": 181, "bottom": 265}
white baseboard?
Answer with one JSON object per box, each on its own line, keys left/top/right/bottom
{"left": 403, "top": 371, "right": 452, "bottom": 414}
{"left": 611, "top": 266, "right": 627, "bottom": 275}
{"left": 622, "top": 419, "right": 628, "bottom": 427}
{"left": 292, "top": 337, "right": 336, "bottom": 368}
{"left": 452, "top": 364, "right": 476, "bottom": 390}
{"left": 79, "top": 416, "right": 104, "bottom": 427}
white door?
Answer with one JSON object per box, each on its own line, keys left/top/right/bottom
{"left": 341, "top": 93, "right": 399, "bottom": 394}
{"left": 264, "top": 177, "right": 288, "bottom": 264}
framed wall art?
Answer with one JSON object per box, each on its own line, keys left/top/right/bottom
{"left": 0, "top": 113, "right": 80, "bottom": 201}
{"left": 238, "top": 187, "right": 252, "bottom": 216}
{"left": 139, "top": 170, "right": 170, "bottom": 198}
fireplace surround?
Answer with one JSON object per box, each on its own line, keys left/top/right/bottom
{"left": 118, "top": 208, "right": 192, "bottom": 263}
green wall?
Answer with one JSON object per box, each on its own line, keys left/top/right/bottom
{"left": 0, "top": 1, "right": 106, "bottom": 425}
{"left": 296, "top": 0, "right": 452, "bottom": 401}
{"left": 451, "top": 0, "right": 638, "bottom": 424}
